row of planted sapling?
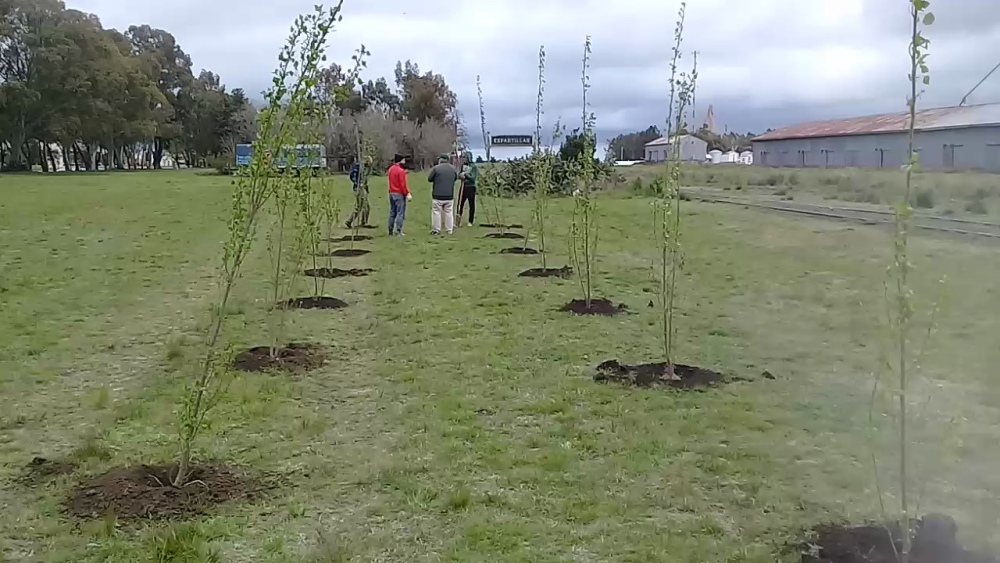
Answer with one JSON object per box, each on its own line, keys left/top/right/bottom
{"left": 57, "top": 3, "right": 363, "bottom": 522}
{"left": 315, "top": 48, "right": 377, "bottom": 258}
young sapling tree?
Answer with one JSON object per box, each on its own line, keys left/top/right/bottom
{"left": 568, "top": 36, "right": 599, "bottom": 309}
{"left": 881, "top": 2, "right": 934, "bottom": 560}
{"left": 341, "top": 46, "right": 371, "bottom": 245}
{"left": 476, "top": 75, "right": 507, "bottom": 234}
{"left": 317, "top": 174, "right": 340, "bottom": 293}
{"left": 173, "top": 3, "right": 343, "bottom": 487}
{"left": 350, "top": 124, "right": 377, "bottom": 248}
{"left": 655, "top": 2, "right": 695, "bottom": 373}
{"left": 529, "top": 45, "right": 551, "bottom": 261}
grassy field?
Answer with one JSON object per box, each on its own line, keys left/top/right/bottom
{"left": 2, "top": 170, "right": 999, "bottom": 562}
{"left": 622, "top": 164, "right": 1000, "bottom": 222}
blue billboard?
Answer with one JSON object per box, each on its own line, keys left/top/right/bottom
{"left": 235, "top": 144, "right": 253, "bottom": 166}
{"left": 234, "top": 144, "right": 325, "bottom": 169}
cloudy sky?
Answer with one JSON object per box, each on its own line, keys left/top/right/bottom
{"left": 68, "top": 0, "right": 1000, "bottom": 153}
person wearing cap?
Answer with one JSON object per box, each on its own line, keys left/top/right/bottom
{"left": 427, "top": 153, "right": 459, "bottom": 235}
{"left": 345, "top": 155, "right": 372, "bottom": 229}
{"left": 387, "top": 154, "right": 411, "bottom": 236}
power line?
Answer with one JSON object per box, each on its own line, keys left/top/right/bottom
{"left": 960, "top": 59, "right": 1000, "bottom": 106}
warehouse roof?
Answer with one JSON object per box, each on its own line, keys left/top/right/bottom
{"left": 645, "top": 134, "right": 701, "bottom": 147}
{"left": 752, "top": 102, "right": 1000, "bottom": 142}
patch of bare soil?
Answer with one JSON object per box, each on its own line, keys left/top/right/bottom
{"left": 595, "top": 359, "right": 726, "bottom": 389}
{"left": 802, "top": 515, "right": 997, "bottom": 563}
{"left": 500, "top": 247, "right": 538, "bottom": 255}
{"left": 285, "top": 296, "right": 348, "bottom": 310}
{"left": 485, "top": 233, "right": 525, "bottom": 240}
{"left": 303, "top": 267, "right": 373, "bottom": 278}
{"left": 358, "top": 225, "right": 379, "bottom": 230}
{"left": 66, "top": 463, "right": 267, "bottom": 521}
{"left": 326, "top": 235, "right": 373, "bottom": 242}
{"left": 233, "top": 343, "right": 325, "bottom": 373}
{"left": 327, "top": 249, "right": 370, "bottom": 257}
{"left": 18, "top": 456, "right": 77, "bottom": 485}
{"left": 559, "top": 298, "right": 627, "bottom": 316}
{"left": 519, "top": 266, "right": 573, "bottom": 278}
{"left": 479, "top": 223, "right": 523, "bottom": 229}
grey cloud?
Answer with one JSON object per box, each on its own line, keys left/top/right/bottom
{"left": 67, "top": 0, "right": 1000, "bottom": 151}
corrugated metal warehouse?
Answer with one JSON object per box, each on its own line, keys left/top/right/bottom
{"left": 752, "top": 102, "right": 1000, "bottom": 172}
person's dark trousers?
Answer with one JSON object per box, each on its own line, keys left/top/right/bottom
{"left": 458, "top": 185, "right": 476, "bottom": 225}
{"left": 388, "top": 193, "right": 407, "bottom": 235}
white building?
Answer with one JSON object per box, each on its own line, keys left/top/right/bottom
{"left": 644, "top": 135, "right": 709, "bottom": 163}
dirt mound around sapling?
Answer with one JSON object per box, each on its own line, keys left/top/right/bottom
{"left": 560, "top": 298, "right": 627, "bottom": 316}
{"left": 519, "top": 266, "right": 574, "bottom": 278}
{"left": 500, "top": 247, "right": 538, "bottom": 255}
{"left": 595, "top": 359, "right": 726, "bottom": 389}
{"left": 304, "top": 267, "right": 374, "bottom": 278}
{"left": 19, "top": 457, "right": 77, "bottom": 485}
{"left": 66, "top": 463, "right": 267, "bottom": 521}
{"left": 480, "top": 223, "right": 523, "bottom": 229}
{"left": 326, "top": 235, "right": 373, "bottom": 242}
{"left": 802, "top": 515, "right": 997, "bottom": 563}
{"left": 486, "top": 232, "right": 525, "bottom": 240}
{"left": 285, "top": 296, "right": 348, "bottom": 310}
{"left": 327, "top": 249, "right": 370, "bottom": 257}
{"left": 233, "top": 343, "right": 325, "bottom": 373}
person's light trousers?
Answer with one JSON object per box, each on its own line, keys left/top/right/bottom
{"left": 431, "top": 199, "right": 454, "bottom": 233}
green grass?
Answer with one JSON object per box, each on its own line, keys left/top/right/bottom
{"left": 624, "top": 164, "right": 1000, "bottom": 222}
{"left": 2, "top": 170, "right": 999, "bottom": 561}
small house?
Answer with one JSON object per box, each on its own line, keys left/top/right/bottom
{"left": 644, "top": 135, "right": 708, "bottom": 163}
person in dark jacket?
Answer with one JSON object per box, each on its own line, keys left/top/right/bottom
{"left": 427, "top": 153, "right": 458, "bottom": 235}
{"left": 345, "top": 156, "right": 372, "bottom": 228}
{"left": 457, "top": 151, "right": 479, "bottom": 226}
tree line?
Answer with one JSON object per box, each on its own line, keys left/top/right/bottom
{"left": 0, "top": 0, "right": 460, "bottom": 173}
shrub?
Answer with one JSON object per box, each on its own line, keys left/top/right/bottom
{"left": 913, "top": 188, "right": 935, "bottom": 209}
{"left": 965, "top": 198, "right": 988, "bottom": 215}
{"left": 631, "top": 177, "right": 645, "bottom": 194}
{"left": 207, "top": 155, "right": 233, "bottom": 175}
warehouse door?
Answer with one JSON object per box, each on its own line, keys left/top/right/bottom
{"left": 943, "top": 144, "right": 957, "bottom": 169}
{"left": 987, "top": 145, "right": 1000, "bottom": 172}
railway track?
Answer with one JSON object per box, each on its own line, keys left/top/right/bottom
{"left": 687, "top": 192, "right": 1000, "bottom": 241}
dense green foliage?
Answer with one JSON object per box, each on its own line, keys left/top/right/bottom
{"left": 0, "top": 0, "right": 254, "bottom": 171}
{"left": 0, "top": 0, "right": 461, "bottom": 173}
{"left": 495, "top": 154, "right": 619, "bottom": 196}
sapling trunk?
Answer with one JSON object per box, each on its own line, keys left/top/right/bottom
{"left": 896, "top": 2, "right": 932, "bottom": 560}
{"left": 268, "top": 176, "right": 291, "bottom": 358}
{"left": 476, "top": 75, "right": 505, "bottom": 235}
{"left": 532, "top": 45, "right": 549, "bottom": 267}
{"left": 570, "top": 36, "right": 597, "bottom": 308}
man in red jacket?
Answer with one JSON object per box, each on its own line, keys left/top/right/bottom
{"left": 387, "top": 154, "right": 411, "bottom": 236}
